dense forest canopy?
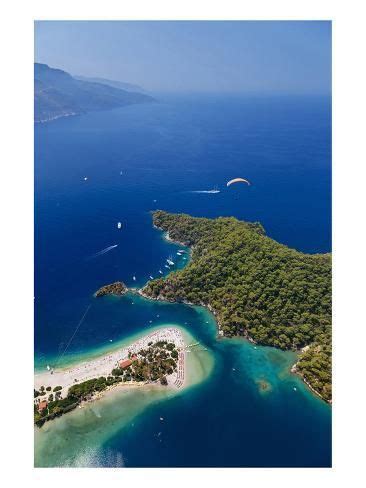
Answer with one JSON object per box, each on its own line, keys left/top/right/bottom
{"left": 143, "top": 211, "right": 332, "bottom": 401}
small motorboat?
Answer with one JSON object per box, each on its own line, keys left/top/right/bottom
{"left": 83, "top": 176, "right": 88, "bottom": 181}
{"left": 133, "top": 276, "right": 136, "bottom": 281}
{"left": 159, "top": 269, "right": 163, "bottom": 274}
{"left": 149, "top": 275, "right": 154, "bottom": 280}
{"left": 117, "top": 222, "right": 122, "bottom": 229}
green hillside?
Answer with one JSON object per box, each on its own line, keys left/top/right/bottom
{"left": 143, "top": 210, "right": 332, "bottom": 402}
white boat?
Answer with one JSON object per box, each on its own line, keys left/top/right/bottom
{"left": 83, "top": 176, "right": 88, "bottom": 181}
{"left": 117, "top": 222, "right": 122, "bottom": 229}
{"left": 177, "top": 252, "right": 182, "bottom": 256}
{"left": 207, "top": 185, "right": 220, "bottom": 194}
{"left": 178, "top": 250, "right": 186, "bottom": 253}
{"left": 159, "top": 269, "right": 163, "bottom": 274}
{"left": 164, "top": 264, "right": 169, "bottom": 269}
{"left": 149, "top": 275, "right": 154, "bottom": 280}
{"left": 46, "top": 365, "right": 50, "bottom": 371}
{"left": 133, "top": 276, "right": 136, "bottom": 281}
{"left": 167, "top": 256, "right": 175, "bottom": 266}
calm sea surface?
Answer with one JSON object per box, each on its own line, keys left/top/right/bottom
{"left": 34, "top": 94, "right": 331, "bottom": 467}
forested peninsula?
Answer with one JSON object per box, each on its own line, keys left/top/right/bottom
{"left": 143, "top": 211, "right": 332, "bottom": 402}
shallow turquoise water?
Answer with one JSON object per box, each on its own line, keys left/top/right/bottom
{"left": 34, "top": 322, "right": 215, "bottom": 467}
{"left": 35, "top": 295, "right": 331, "bottom": 467}
{"left": 35, "top": 95, "right": 331, "bottom": 467}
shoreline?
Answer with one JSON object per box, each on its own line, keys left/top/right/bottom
{"left": 148, "top": 223, "right": 331, "bottom": 405}
{"left": 34, "top": 317, "right": 178, "bottom": 373}
{"left": 160, "top": 229, "right": 189, "bottom": 248}
{"left": 76, "top": 379, "right": 161, "bottom": 409}
{"left": 290, "top": 362, "right": 331, "bottom": 404}
{"left": 34, "top": 327, "right": 188, "bottom": 421}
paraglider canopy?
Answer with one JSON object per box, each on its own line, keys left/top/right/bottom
{"left": 226, "top": 177, "right": 251, "bottom": 187}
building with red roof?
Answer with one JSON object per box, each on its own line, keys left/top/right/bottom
{"left": 38, "top": 400, "right": 48, "bottom": 412}
{"left": 120, "top": 359, "right": 132, "bottom": 369}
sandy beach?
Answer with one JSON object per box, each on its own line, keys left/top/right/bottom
{"left": 34, "top": 327, "right": 186, "bottom": 398}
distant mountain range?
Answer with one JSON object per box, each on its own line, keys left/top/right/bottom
{"left": 34, "top": 63, "right": 154, "bottom": 123}
{"left": 74, "top": 75, "right": 146, "bottom": 94}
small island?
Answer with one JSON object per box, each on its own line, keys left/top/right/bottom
{"left": 34, "top": 328, "right": 185, "bottom": 427}
{"left": 94, "top": 281, "right": 127, "bottom": 297}
{"left": 142, "top": 210, "right": 332, "bottom": 403}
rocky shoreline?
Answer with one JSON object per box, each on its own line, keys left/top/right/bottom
{"left": 291, "top": 361, "right": 331, "bottom": 404}
{"left": 98, "top": 218, "right": 330, "bottom": 405}
{"left": 161, "top": 229, "right": 190, "bottom": 248}
{"left": 140, "top": 281, "right": 331, "bottom": 404}
{"left": 145, "top": 221, "right": 331, "bottom": 405}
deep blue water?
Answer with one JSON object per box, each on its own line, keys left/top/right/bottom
{"left": 35, "top": 94, "right": 331, "bottom": 467}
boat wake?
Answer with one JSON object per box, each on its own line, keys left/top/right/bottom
{"left": 188, "top": 189, "right": 220, "bottom": 194}
{"left": 87, "top": 244, "right": 118, "bottom": 260}
{"left": 55, "top": 303, "right": 92, "bottom": 367}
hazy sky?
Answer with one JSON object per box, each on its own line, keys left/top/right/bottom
{"left": 35, "top": 21, "right": 331, "bottom": 94}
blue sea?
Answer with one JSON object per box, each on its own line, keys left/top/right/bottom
{"left": 34, "top": 94, "right": 331, "bottom": 467}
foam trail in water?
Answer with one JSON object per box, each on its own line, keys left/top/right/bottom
{"left": 87, "top": 244, "right": 118, "bottom": 260}
{"left": 187, "top": 190, "right": 221, "bottom": 194}
{"left": 55, "top": 303, "right": 92, "bottom": 366}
